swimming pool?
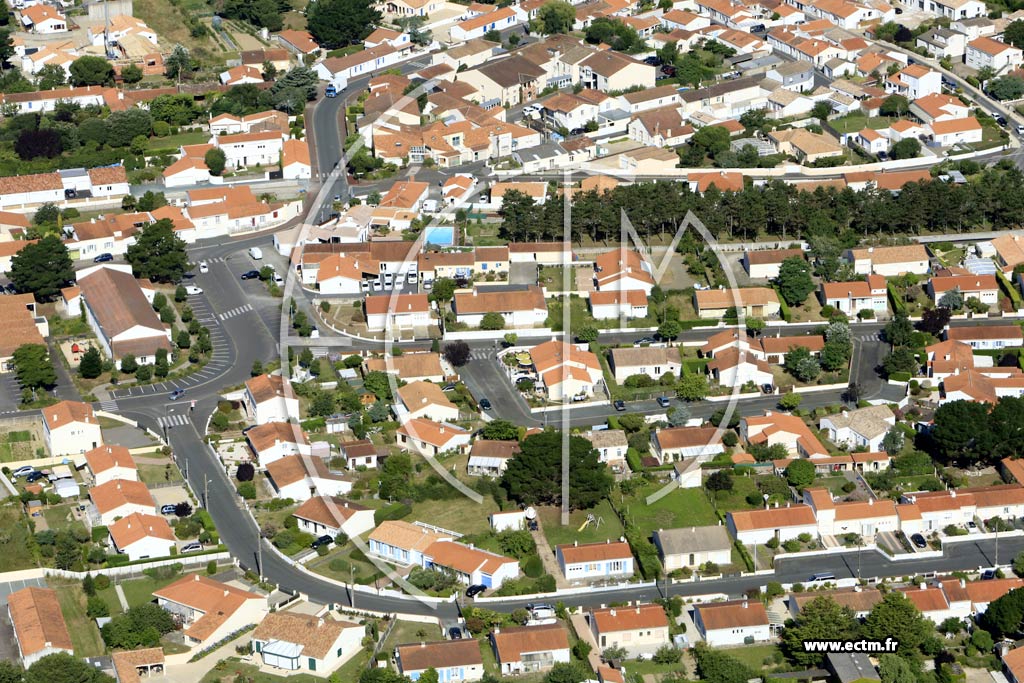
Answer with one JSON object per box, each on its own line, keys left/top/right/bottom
{"left": 423, "top": 225, "right": 455, "bottom": 247}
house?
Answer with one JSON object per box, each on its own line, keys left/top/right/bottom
{"left": 966, "top": 36, "right": 1022, "bottom": 72}
{"left": 7, "top": 587, "right": 72, "bottom": 666}
{"left": 926, "top": 339, "right": 976, "bottom": 379}
{"left": 911, "top": 93, "right": 970, "bottom": 125}
{"left": 220, "top": 65, "right": 264, "bottom": 85}
{"left": 928, "top": 274, "right": 998, "bottom": 306}
{"left": 652, "top": 426, "right": 725, "bottom": 464}
{"left": 108, "top": 512, "right": 176, "bottom": 561}
{"left": 282, "top": 139, "right": 312, "bottom": 180}
{"left": 917, "top": 27, "right": 968, "bottom": 59}
{"left": 741, "top": 412, "right": 829, "bottom": 458}
{"left": 89, "top": 479, "right": 156, "bottom": 525}
{"left": 766, "top": 61, "right": 815, "bottom": 92}
{"left": 594, "top": 249, "right": 655, "bottom": 295}
{"left": 340, "top": 439, "right": 380, "bottom": 470}
{"left": 930, "top": 117, "right": 983, "bottom": 147}
{"left": 743, "top": 248, "right": 804, "bottom": 279}
{"left": 694, "top": 287, "right": 781, "bottom": 319}
{"left": 491, "top": 510, "right": 527, "bottom": 532}
{"left": 396, "top": 381, "right": 460, "bottom": 422}
{"left": 843, "top": 245, "right": 930, "bottom": 276}
{"left": 247, "top": 422, "right": 310, "bottom": 468}
{"left": 397, "top": 419, "right": 471, "bottom": 457}
{"left": 820, "top": 275, "right": 888, "bottom": 315}
{"left": 589, "top": 605, "right": 670, "bottom": 658}
{"left": 580, "top": 429, "right": 628, "bottom": 473}
{"left": 252, "top": 612, "right": 364, "bottom": 675}
{"left": 652, "top": 526, "right": 732, "bottom": 571}
{"left": 993, "top": 234, "right": 1024, "bottom": 272}
{"left": 369, "top": 520, "right": 452, "bottom": 566}
{"left": 364, "top": 352, "right": 447, "bottom": 382}
{"left": 212, "top": 131, "right": 284, "bottom": 170}
{"left": 112, "top": 649, "right": 165, "bottom": 683}
{"left": 454, "top": 284, "right": 548, "bottom": 329}
{"left": 757, "top": 335, "right": 825, "bottom": 364}
{"left": 580, "top": 50, "right": 656, "bottom": 92}
{"left": 264, "top": 455, "right": 353, "bottom": 501}
{"left": 788, "top": 587, "right": 884, "bottom": 619}
{"left": 556, "top": 540, "right": 634, "bottom": 581}
{"left": 277, "top": 30, "right": 321, "bottom": 58}
{"left": 85, "top": 444, "right": 136, "bottom": 485}
{"left": 589, "top": 289, "right": 649, "bottom": 320}
{"left": 458, "top": 55, "right": 545, "bottom": 107}
{"left": 608, "top": 347, "right": 681, "bottom": 384}
{"left": 885, "top": 64, "right": 942, "bottom": 99}
{"left": 707, "top": 347, "right": 774, "bottom": 388}
{"left": 423, "top": 540, "right": 519, "bottom": 589}
{"left": 78, "top": 266, "right": 171, "bottom": 364}
{"left": 946, "top": 325, "right": 1024, "bottom": 349}
{"left": 853, "top": 128, "right": 889, "bottom": 155}
{"left": 292, "top": 496, "right": 375, "bottom": 539}
{"left": 491, "top": 624, "right": 571, "bottom": 676}
{"left": 20, "top": 5, "right": 67, "bottom": 33}
{"left": 396, "top": 640, "right": 484, "bottom": 682}
{"left": 0, "top": 293, "right": 45, "bottom": 374}
{"left": 627, "top": 107, "right": 694, "bottom": 148}
{"left": 1005, "top": 646, "right": 1024, "bottom": 683}
{"left": 819, "top": 405, "right": 896, "bottom": 451}
{"left": 941, "top": 368, "right": 1024, "bottom": 404}
{"left": 467, "top": 439, "right": 521, "bottom": 477}
{"left": 244, "top": 374, "right": 299, "bottom": 425}
{"left": 365, "top": 293, "right": 432, "bottom": 332}
{"left": 806, "top": 489, "right": 899, "bottom": 541}
{"left": 529, "top": 339, "right": 604, "bottom": 402}
{"left": 694, "top": 599, "right": 771, "bottom": 646}
{"left": 449, "top": 6, "right": 524, "bottom": 43}
{"left": 768, "top": 128, "right": 845, "bottom": 163}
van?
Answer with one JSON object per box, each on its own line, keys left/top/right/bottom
{"left": 809, "top": 572, "right": 836, "bottom": 582}
{"left": 248, "top": 247, "right": 263, "bottom": 260}
{"left": 527, "top": 604, "right": 556, "bottom": 619}
{"left": 325, "top": 85, "right": 338, "bottom": 98}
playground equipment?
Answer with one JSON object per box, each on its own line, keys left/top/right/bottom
{"left": 577, "top": 513, "right": 604, "bottom": 532}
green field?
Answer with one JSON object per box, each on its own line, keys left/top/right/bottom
{"left": 538, "top": 500, "right": 625, "bottom": 548}
{"left": 618, "top": 484, "right": 719, "bottom": 532}
{"left": 0, "top": 504, "right": 37, "bottom": 571}
{"left": 96, "top": 573, "right": 186, "bottom": 615}
{"left": 138, "top": 463, "right": 184, "bottom": 485}
{"left": 147, "top": 130, "right": 211, "bottom": 151}
{"left": 706, "top": 474, "right": 761, "bottom": 514}
{"left": 408, "top": 494, "right": 500, "bottom": 537}
{"left": 53, "top": 584, "right": 106, "bottom": 657}
{"left": 0, "top": 429, "right": 40, "bottom": 462}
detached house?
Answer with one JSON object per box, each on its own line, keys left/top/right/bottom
{"left": 742, "top": 248, "right": 804, "bottom": 279}
{"left": 397, "top": 418, "right": 471, "bottom": 457}
{"left": 396, "top": 640, "right": 484, "bottom": 682}
{"left": 89, "top": 479, "right": 156, "bottom": 525}
{"left": 265, "top": 455, "right": 353, "bottom": 501}
{"left": 396, "top": 381, "right": 460, "bottom": 422}
{"left": 928, "top": 274, "right": 998, "bottom": 306}
{"left": 819, "top": 405, "right": 896, "bottom": 452}
{"left": 694, "top": 600, "right": 771, "bottom": 646}
{"left": 529, "top": 339, "right": 604, "bottom": 402}
{"left": 247, "top": 421, "right": 310, "bottom": 468}
{"left": 491, "top": 624, "right": 571, "bottom": 676}
{"left": 244, "top": 374, "right": 299, "bottom": 425}
{"left": 369, "top": 520, "right": 453, "bottom": 566}
{"left": 452, "top": 286, "right": 547, "bottom": 328}
{"left": 589, "top": 605, "right": 670, "bottom": 658}
{"left": 966, "top": 36, "right": 1022, "bottom": 72}
{"left": 652, "top": 426, "right": 725, "bottom": 464}
{"left": 85, "top": 444, "right": 137, "bottom": 485}
{"left": 608, "top": 347, "right": 681, "bottom": 384}
{"left": 694, "top": 287, "right": 781, "bottom": 319}
{"left": 8, "top": 587, "right": 73, "bottom": 667}
{"left": 820, "top": 275, "right": 888, "bottom": 315}
{"left": 293, "top": 496, "right": 375, "bottom": 539}
{"left": 423, "top": 540, "right": 520, "bottom": 589}
{"left": 108, "top": 513, "right": 175, "bottom": 561}
{"left": 556, "top": 540, "right": 634, "bottom": 581}
{"left": 652, "top": 526, "right": 732, "bottom": 571}
{"left": 252, "top": 612, "right": 364, "bottom": 675}
{"left": 843, "top": 245, "right": 929, "bottom": 276}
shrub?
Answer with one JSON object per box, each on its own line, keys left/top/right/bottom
{"left": 95, "top": 575, "right": 110, "bottom": 590}
{"left": 237, "top": 481, "right": 256, "bottom": 499}
{"left": 206, "top": 560, "right": 217, "bottom": 575}
{"left": 523, "top": 555, "right": 543, "bottom": 578}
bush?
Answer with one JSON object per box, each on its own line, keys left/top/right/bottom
{"left": 237, "top": 481, "right": 256, "bottom": 499}
{"left": 86, "top": 595, "right": 110, "bottom": 618}
{"left": 95, "top": 575, "right": 110, "bottom": 590}
{"left": 523, "top": 555, "right": 544, "bottom": 578}
{"left": 206, "top": 560, "right": 217, "bottom": 575}
{"left": 374, "top": 502, "right": 411, "bottom": 525}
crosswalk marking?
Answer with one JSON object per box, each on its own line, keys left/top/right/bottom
{"left": 311, "top": 347, "right": 328, "bottom": 358}
{"left": 469, "top": 349, "right": 493, "bottom": 360}
{"left": 97, "top": 399, "right": 118, "bottom": 411}
{"left": 158, "top": 414, "right": 190, "bottom": 428}
{"left": 206, "top": 257, "right": 227, "bottom": 263}
{"left": 218, "top": 304, "right": 253, "bottom": 320}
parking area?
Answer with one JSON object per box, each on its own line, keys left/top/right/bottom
{"left": 150, "top": 485, "right": 191, "bottom": 510}
{"left": 509, "top": 262, "right": 538, "bottom": 286}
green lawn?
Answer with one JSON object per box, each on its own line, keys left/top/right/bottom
{"left": 0, "top": 504, "right": 37, "bottom": 571}
{"left": 147, "top": 130, "right": 210, "bottom": 151}
{"left": 407, "top": 494, "right": 500, "bottom": 537}
{"left": 138, "top": 462, "right": 183, "bottom": 485}
{"left": 707, "top": 474, "right": 762, "bottom": 513}
{"left": 726, "top": 643, "right": 783, "bottom": 670}
{"left": 308, "top": 545, "right": 386, "bottom": 586}
{"left": 52, "top": 584, "right": 106, "bottom": 657}
{"left": 539, "top": 500, "right": 625, "bottom": 548}
{"left": 618, "top": 484, "right": 718, "bottom": 532}
{"left": 811, "top": 476, "right": 851, "bottom": 494}
{"left": 98, "top": 574, "right": 186, "bottom": 612}
{"left": 0, "top": 428, "right": 41, "bottom": 462}
{"left": 382, "top": 619, "right": 441, "bottom": 652}
{"left": 829, "top": 113, "right": 899, "bottom": 134}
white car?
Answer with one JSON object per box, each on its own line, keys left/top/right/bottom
{"left": 185, "top": 285, "right": 203, "bottom": 295}
{"left": 180, "top": 542, "right": 203, "bottom": 553}
{"left": 198, "top": 261, "right": 209, "bottom": 274}
{"left": 12, "top": 465, "right": 34, "bottom": 478}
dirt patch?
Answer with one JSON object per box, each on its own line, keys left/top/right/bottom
{"left": 0, "top": 420, "right": 45, "bottom": 463}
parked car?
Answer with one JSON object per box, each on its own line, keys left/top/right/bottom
{"left": 527, "top": 519, "right": 539, "bottom": 531}
{"left": 169, "top": 389, "right": 186, "bottom": 401}
{"left": 241, "top": 270, "right": 261, "bottom": 280}
{"left": 180, "top": 542, "right": 203, "bottom": 553}
{"left": 911, "top": 533, "right": 928, "bottom": 549}
{"left": 981, "top": 569, "right": 997, "bottom": 580}
{"left": 12, "top": 465, "right": 34, "bottom": 478}
{"left": 25, "top": 471, "right": 45, "bottom": 483}
{"left": 465, "top": 584, "right": 487, "bottom": 598}
{"left": 184, "top": 285, "right": 203, "bottom": 295}
{"left": 479, "top": 398, "right": 492, "bottom": 411}
{"left": 448, "top": 626, "right": 463, "bottom": 640}
{"left": 442, "top": 383, "right": 457, "bottom": 392}
{"left": 198, "top": 261, "right": 209, "bottom": 274}
{"left": 643, "top": 55, "right": 661, "bottom": 66}
{"left": 160, "top": 504, "right": 178, "bottom": 515}
{"left": 310, "top": 535, "right": 333, "bottom": 550}
{"left": 761, "top": 384, "right": 774, "bottom": 394}
{"left": 93, "top": 253, "right": 113, "bottom": 263}
{"left": 656, "top": 396, "right": 671, "bottom": 408}
{"left": 967, "top": 520, "right": 980, "bottom": 534}
{"left": 660, "top": 64, "right": 676, "bottom": 77}
{"left": 614, "top": 400, "right": 626, "bottom": 411}
{"left": 1018, "top": 124, "right": 1024, "bottom": 136}
{"left": 634, "top": 337, "right": 656, "bottom": 347}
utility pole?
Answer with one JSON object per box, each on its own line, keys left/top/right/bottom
{"left": 257, "top": 528, "right": 263, "bottom": 582}
{"left": 350, "top": 565, "right": 355, "bottom": 610}
{"left": 204, "top": 475, "right": 209, "bottom": 508}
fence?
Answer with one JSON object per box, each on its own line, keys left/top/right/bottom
{"left": 43, "top": 551, "right": 231, "bottom": 581}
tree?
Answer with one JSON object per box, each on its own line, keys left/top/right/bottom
{"left": 121, "top": 63, "right": 143, "bottom": 84}
{"left": 812, "top": 100, "right": 834, "bottom": 120}
{"left": 667, "top": 404, "right": 690, "bottom": 427}
{"left": 576, "top": 326, "right": 599, "bottom": 343}
{"left": 69, "top": 56, "right": 114, "bottom": 86}
{"left": 890, "top": 138, "right": 921, "bottom": 160}
{"left": 845, "top": 381, "right": 862, "bottom": 405}
{"left": 776, "top": 256, "right": 814, "bottom": 306}
{"left": 236, "top": 463, "right": 255, "bottom": 482}
{"left": 784, "top": 346, "right": 821, "bottom": 382}
{"left": 0, "top": 661, "right": 22, "bottom": 683}
{"left": 746, "top": 317, "right": 765, "bottom": 336}
{"left": 864, "top": 591, "right": 932, "bottom": 654}
{"left": 691, "top": 125, "right": 731, "bottom": 157}
{"left": 101, "top": 604, "right": 175, "bottom": 649}
{"left": 884, "top": 313, "right": 913, "bottom": 347}
{"left": 676, "top": 373, "right": 708, "bottom": 401}
{"left": 984, "top": 587, "right": 1024, "bottom": 637}
{"left": 706, "top": 469, "right": 733, "bottom": 494}
{"left": 879, "top": 94, "right": 909, "bottom": 117}
{"left": 536, "top": 0, "right": 575, "bottom": 34}
{"left": 543, "top": 662, "right": 588, "bottom": 683}
{"left": 584, "top": 17, "right": 643, "bottom": 52}
{"left": 9, "top": 235, "right": 74, "bottom": 300}
{"left": 363, "top": 370, "right": 392, "bottom": 400}
{"left": 25, "top": 653, "right": 109, "bottom": 683}
{"left": 989, "top": 76, "right": 1024, "bottom": 101}
{"left": 164, "top": 45, "right": 193, "bottom": 80}
{"left": 11, "top": 344, "right": 57, "bottom": 395}
{"left": 443, "top": 341, "right": 471, "bottom": 367}
{"left": 379, "top": 452, "right": 413, "bottom": 500}
{"left": 14, "top": 129, "right": 61, "bottom": 160}
{"left": 918, "top": 306, "right": 951, "bottom": 336}
{"left": 693, "top": 644, "right": 756, "bottom": 683}
{"left": 480, "top": 312, "right": 505, "bottom": 330}
{"left": 174, "top": 501, "right": 192, "bottom": 517}
{"left": 126, "top": 219, "right": 189, "bottom": 283}
{"left": 120, "top": 355, "right": 138, "bottom": 374}
{"left": 501, "top": 430, "right": 612, "bottom": 509}
{"left": 785, "top": 459, "right": 815, "bottom": 488}
{"left": 36, "top": 64, "right": 66, "bottom": 90}
{"left": 203, "top": 146, "right": 228, "bottom": 176}
{"left": 106, "top": 109, "right": 153, "bottom": 147}
{"left": 307, "top": 0, "right": 382, "bottom": 49}
{"left": 781, "top": 596, "right": 861, "bottom": 666}
{"left": 430, "top": 277, "right": 456, "bottom": 313}
{"left": 78, "top": 347, "right": 103, "bottom": 379}
{"left": 658, "top": 320, "right": 682, "bottom": 342}
{"left": 481, "top": 420, "right": 518, "bottom": 440}
{"left": 878, "top": 653, "right": 916, "bottom": 683}
{"left": 931, "top": 399, "right": 995, "bottom": 464}
{"left": 149, "top": 94, "right": 199, "bottom": 125}
{"left": 882, "top": 347, "right": 918, "bottom": 377}
{"left": 779, "top": 392, "right": 802, "bottom": 410}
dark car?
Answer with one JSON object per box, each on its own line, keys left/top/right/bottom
{"left": 660, "top": 64, "right": 676, "bottom": 77}
{"left": 911, "top": 533, "right": 928, "bottom": 549}
{"left": 310, "top": 534, "right": 333, "bottom": 550}
{"left": 479, "top": 398, "right": 492, "bottom": 411}
{"left": 448, "top": 626, "right": 463, "bottom": 640}
{"left": 25, "top": 471, "right": 44, "bottom": 483}
{"left": 169, "top": 389, "right": 185, "bottom": 401}
{"left": 160, "top": 504, "right": 178, "bottom": 515}
{"left": 643, "top": 55, "right": 662, "bottom": 66}
{"left": 569, "top": 127, "right": 586, "bottom": 136}
{"left": 634, "top": 337, "right": 656, "bottom": 347}
{"left": 93, "top": 253, "right": 113, "bottom": 263}
{"left": 657, "top": 396, "right": 671, "bottom": 408}
{"left": 466, "top": 584, "right": 487, "bottom": 598}
{"left": 527, "top": 519, "right": 539, "bottom": 531}
{"left": 981, "top": 569, "right": 997, "bottom": 580}
{"left": 761, "top": 384, "right": 774, "bottom": 394}
{"left": 614, "top": 400, "right": 626, "bottom": 411}
{"left": 241, "top": 270, "right": 261, "bottom": 280}
{"left": 442, "top": 383, "right": 457, "bottom": 392}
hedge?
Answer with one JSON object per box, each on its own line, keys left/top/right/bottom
{"left": 887, "top": 282, "right": 907, "bottom": 315}
{"left": 889, "top": 371, "right": 912, "bottom": 382}
{"left": 771, "top": 288, "right": 792, "bottom": 322}
{"left": 374, "top": 502, "right": 412, "bottom": 525}
{"left": 733, "top": 540, "right": 754, "bottom": 572}
{"left": 679, "top": 319, "right": 719, "bottom": 330}
{"left": 625, "top": 528, "right": 662, "bottom": 579}
{"left": 997, "top": 271, "right": 1022, "bottom": 310}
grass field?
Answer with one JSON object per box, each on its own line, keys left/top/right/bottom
{"left": 538, "top": 500, "right": 625, "bottom": 547}
{"left": 726, "top": 643, "right": 783, "bottom": 670}
{"left": 134, "top": 0, "right": 217, "bottom": 60}
{"left": 0, "top": 504, "right": 37, "bottom": 571}
{"left": 138, "top": 463, "right": 183, "bottom": 485}
{"left": 707, "top": 474, "right": 761, "bottom": 513}
{"left": 53, "top": 583, "right": 106, "bottom": 657}
{"left": 96, "top": 574, "right": 185, "bottom": 615}
{"left": 382, "top": 620, "right": 441, "bottom": 652}
{"left": 147, "top": 130, "right": 211, "bottom": 151}
{"left": 618, "top": 484, "right": 718, "bottom": 532}
{"left": 408, "top": 494, "right": 500, "bottom": 537}
{"left": 0, "top": 427, "right": 42, "bottom": 462}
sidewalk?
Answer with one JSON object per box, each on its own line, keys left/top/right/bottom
{"left": 533, "top": 516, "right": 570, "bottom": 590}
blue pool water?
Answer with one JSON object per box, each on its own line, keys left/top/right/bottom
{"left": 424, "top": 225, "right": 455, "bottom": 247}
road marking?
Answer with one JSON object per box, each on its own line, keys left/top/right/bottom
{"left": 218, "top": 304, "right": 254, "bottom": 320}
{"left": 97, "top": 399, "right": 118, "bottom": 411}
{"left": 158, "top": 414, "right": 190, "bottom": 428}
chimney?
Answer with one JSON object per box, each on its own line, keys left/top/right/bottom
{"left": 224, "top": 590, "right": 230, "bottom": 597}
{"left": 960, "top": 578, "right": 966, "bottom": 588}
{"left": 919, "top": 582, "right": 926, "bottom": 590}
{"left": 610, "top": 608, "right": 616, "bottom": 617}
{"left": 742, "top": 600, "right": 749, "bottom": 609}
{"left": 494, "top": 627, "right": 500, "bottom": 635}
{"left": 868, "top": 498, "right": 874, "bottom": 506}
{"left": 318, "top": 618, "right": 324, "bottom": 628}
{"left": 951, "top": 490, "right": 957, "bottom": 498}
{"left": 194, "top": 575, "right": 200, "bottom": 581}
{"left": 574, "top": 540, "right": 578, "bottom": 547}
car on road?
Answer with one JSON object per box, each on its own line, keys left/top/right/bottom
{"left": 633, "top": 337, "right": 656, "bottom": 347}
{"left": 248, "top": 247, "right": 263, "bottom": 260}
{"left": 911, "top": 533, "right": 928, "bottom": 549}
{"left": 448, "top": 626, "right": 463, "bottom": 640}
{"left": 465, "top": 584, "right": 487, "bottom": 598}
{"left": 25, "top": 471, "right": 44, "bottom": 483}
{"left": 160, "top": 504, "right": 178, "bottom": 515}
{"left": 169, "top": 389, "right": 186, "bottom": 401}
{"left": 614, "top": 400, "right": 626, "bottom": 411}
{"left": 184, "top": 285, "right": 203, "bottom": 295}
{"left": 310, "top": 535, "right": 333, "bottom": 550}
{"left": 1017, "top": 124, "right": 1024, "bottom": 136}
{"left": 198, "top": 261, "right": 209, "bottom": 274}
{"left": 241, "top": 270, "right": 261, "bottom": 280}
{"left": 656, "top": 396, "right": 671, "bottom": 408}
{"left": 809, "top": 572, "right": 835, "bottom": 582}
{"left": 180, "top": 542, "right": 203, "bottom": 553}
{"left": 94, "top": 253, "right": 113, "bottom": 263}
{"left": 479, "top": 398, "right": 492, "bottom": 411}
{"left": 12, "top": 465, "right": 34, "bottom": 478}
